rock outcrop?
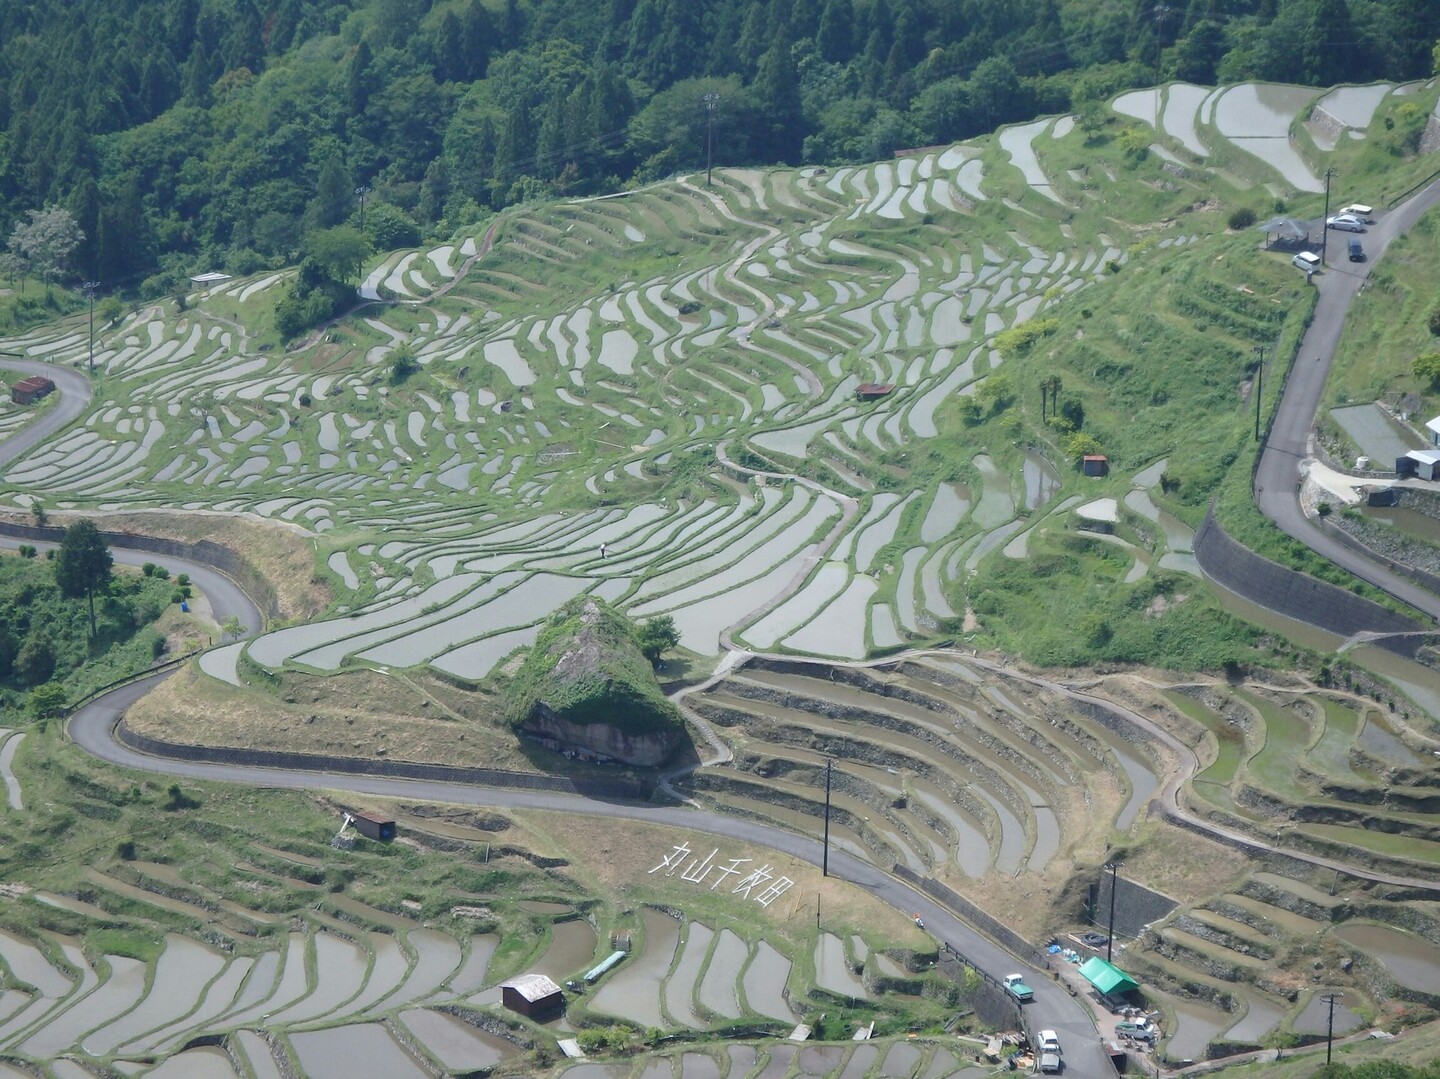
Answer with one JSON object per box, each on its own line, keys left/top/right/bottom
{"left": 506, "top": 597, "right": 685, "bottom": 767}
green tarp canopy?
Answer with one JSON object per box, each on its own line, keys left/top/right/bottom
{"left": 1079, "top": 956, "right": 1139, "bottom": 996}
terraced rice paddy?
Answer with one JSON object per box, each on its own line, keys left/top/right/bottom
{"left": 0, "top": 84, "right": 1286, "bottom": 681}
{"left": 0, "top": 914, "right": 514, "bottom": 1070}
{"left": 1108, "top": 689, "right": 1440, "bottom": 1062}
{"left": 1, "top": 79, "right": 1437, "bottom": 1076}
{"left": 0, "top": 833, "right": 881, "bottom": 1076}
{"left": 1161, "top": 685, "right": 1435, "bottom": 873}
{"left": 688, "top": 655, "right": 1159, "bottom": 881}
{"left": 556, "top": 1040, "right": 992, "bottom": 1079}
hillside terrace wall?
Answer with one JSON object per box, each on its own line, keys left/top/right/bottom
{"left": 1191, "top": 512, "right": 1425, "bottom": 657}
{"left": 0, "top": 519, "right": 282, "bottom": 621}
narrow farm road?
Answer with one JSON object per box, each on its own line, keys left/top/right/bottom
{"left": 0, "top": 358, "right": 92, "bottom": 471}
{"left": 67, "top": 669, "right": 1113, "bottom": 1077}
{"left": 1254, "top": 176, "right": 1440, "bottom": 621}
{"left": 19, "top": 172, "right": 1440, "bottom": 1079}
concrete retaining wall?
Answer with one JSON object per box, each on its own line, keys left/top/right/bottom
{"left": 1192, "top": 512, "right": 1425, "bottom": 657}
{"left": 115, "top": 718, "right": 653, "bottom": 801}
{"left": 0, "top": 519, "right": 281, "bottom": 621}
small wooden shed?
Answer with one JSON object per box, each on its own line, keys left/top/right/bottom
{"left": 1082, "top": 454, "right": 1109, "bottom": 477}
{"left": 352, "top": 811, "right": 396, "bottom": 842}
{"left": 854, "top": 382, "right": 894, "bottom": 401}
{"left": 11, "top": 376, "right": 55, "bottom": 405}
{"left": 502, "top": 973, "right": 564, "bottom": 1018}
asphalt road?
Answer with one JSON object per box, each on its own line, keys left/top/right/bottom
{"left": 0, "top": 358, "right": 92, "bottom": 470}
{"left": 0, "top": 533, "right": 261, "bottom": 640}
{"left": 68, "top": 670, "right": 1109, "bottom": 1073}
{"left": 1255, "top": 177, "right": 1440, "bottom": 622}
{"left": 27, "top": 184, "right": 1440, "bottom": 1071}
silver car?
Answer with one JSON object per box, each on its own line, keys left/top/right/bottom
{"left": 1326, "top": 214, "right": 1365, "bottom": 232}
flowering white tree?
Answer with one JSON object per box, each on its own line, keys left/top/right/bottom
{"left": 6, "top": 206, "right": 84, "bottom": 289}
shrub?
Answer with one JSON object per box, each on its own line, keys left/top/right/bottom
{"left": 389, "top": 346, "right": 419, "bottom": 385}
{"left": 1065, "top": 432, "right": 1104, "bottom": 461}
{"left": 992, "top": 318, "right": 1060, "bottom": 359}
{"left": 1429, "top": 308, "right": 1440, "bottom": 337}
{"left": 163, "top": 783, "right": 200, "bottom": 811}
{"left": 1412, "top": 351, "right": 1440, "bottom": 387}
{"left": 27, "top": 681, "right": 67, "bottom": 718}
{"left": 364, "top": 202, "right": 421, "bottom": 249}
{"left": 1227, "top": 207, "right": 1256, "bottom": 230}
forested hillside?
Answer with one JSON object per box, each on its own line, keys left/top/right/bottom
{"left": 1, "top": 0, "right": 1436, "bottom": 299}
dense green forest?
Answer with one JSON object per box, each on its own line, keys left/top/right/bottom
{"left": 1, "top": 0, "right": 1437, "bottom": 300}
{"left": 0, "top": 527, "right": 180, "bottom": 715}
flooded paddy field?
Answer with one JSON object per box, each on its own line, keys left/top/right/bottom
{"left": 688, "top": 654, "right": 1155, "bottom": 881}
{"left": 558, "top": 1038, "right": 995, "bottom": 1079}
{"left": 0, "top": 804, "right": 946, "bottom": 1079}
{"left": 3, "top": 75, "right": 1437, "bottom": 1079}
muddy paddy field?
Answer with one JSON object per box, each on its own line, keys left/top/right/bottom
{"left": 681, "top": 654, "right": 1440, "bottom": 1065}
{"left": 78, "top": 641, "right": 1440, "bottom": 1073}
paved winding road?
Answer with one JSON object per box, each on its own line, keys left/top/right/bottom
{"left": 68, "top": 670, "right": 1106, "bottom": 1073}
{"left": 0, "top": 358, "right": 92, "bottom": 470}
{"left": 1255, "top": 177, "right": 1440, "bottom": 621}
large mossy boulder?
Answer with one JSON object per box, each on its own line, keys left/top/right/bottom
{"left": 505, "top": 597, "right": 685, "bottom": 767}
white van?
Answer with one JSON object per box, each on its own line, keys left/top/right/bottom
{"left": 1292, "top": 251, "right": 1320, "bottom": 272}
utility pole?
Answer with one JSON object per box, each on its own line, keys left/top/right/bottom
{"left": 83, "top": 281, "right": 100, "bottom": 375}
{"left": 1253, "top": 344, "right": 1267, "bottom": 442}
{"left": 1323, "top": 992, "right": 1343, "bottom": 1065}
{"left": 1321, "top": 167, "right": 1336, "bottom": 264}
{"left": 355, "top": 185, "right": 371, "bottom": 230}
{"left": 1152, "top": 4, "right": 1169, "bottom": 128}
{"left": 704, "top": 93, "right": 720, "bottom": 186}
{"left": 822, "top": 757, "right": 833, "bottom": 876}
{"left": 1105, "top": 861, "right": 1123, "bottom": 963}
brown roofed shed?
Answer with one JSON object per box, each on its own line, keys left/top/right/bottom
{"left": 351, "top": 811, "right": 395, "bottom": 841}
{"left": 11, "top": 376, "right": 55, "bottom": 406}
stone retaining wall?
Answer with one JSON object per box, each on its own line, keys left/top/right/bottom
{"left": 894, "top": 863, "right": 1049, "bottom": 971}
{"left": 0, "top": 519, "right": 282, "bottom": 621}
{"left": 115, "top": 718, "right": 653, "bottom": 801}
{"left": 1092, "top": 874, "right": 1178, "bottom": 941}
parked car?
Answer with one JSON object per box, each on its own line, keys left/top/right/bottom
{"left": 1348, "top": 237, "right": 1365, "bottom": 262}
{"left": 1038, "top": 1030, "right": 1062, "bottom": 1054}
{"left": 1116, "top": 1019, "right": 1157, "bottom": 1043}
{"left": 1338, "top": 203, "right": 1374, "bottom": 221}
{"left": 1326, "top": 214, "right": 1366, "bottom": 232}
{"left": 1292, "top": 251, "right": 1321, "bottom": 272}
{"left": 1040, "top": 1051, "right": 1063, "bottom": 1073}
{"left": 1002, "top": 973, "right": 1034, "bottom": 1003}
